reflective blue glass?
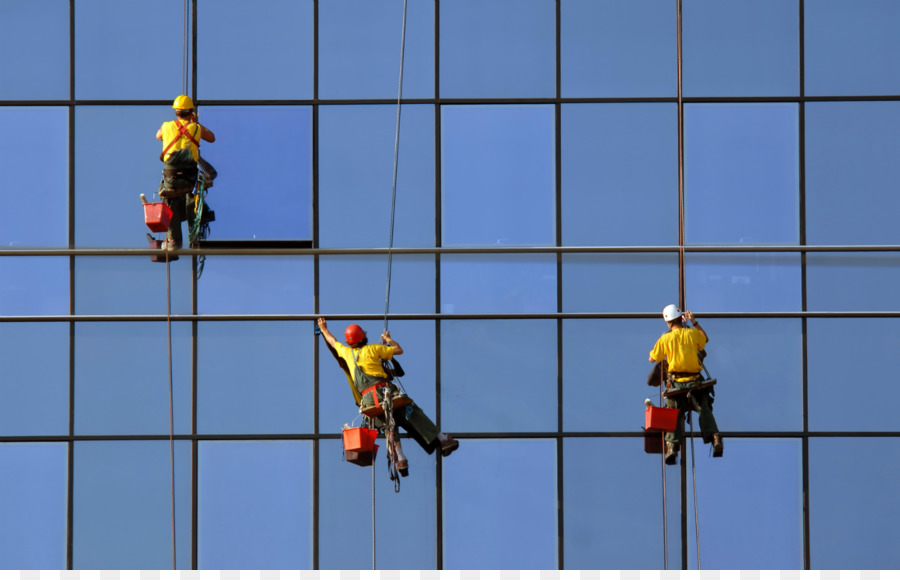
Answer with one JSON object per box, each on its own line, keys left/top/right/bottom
{"left": 441, "top": 320, "right": 557, "bottom": 433}
{"left": 74, "top": 322, "right": 192, "bottom": 436}
{"left": 0, "top": 107, "right": 68, "bottom": 246}
{"left": 0, "top": 258, "right": 68, "bottom": 316}
{"left": 318, "top": 439, "right": 436, "bottom": 569}
{"left": 683, "top": 0, "right": 799, "bottom": 97}
{"left": 696, "top": 319, "right": 802, "bottom": 431}
{"left": 806, "top": 101, "right": 900, "bottom": 244}
{"left": 561, "top": 104, "right": 678, "bottom": 246}
{"left": 74, "top": 0, "right": 182, "bottom": 100}
{"left": 685, "top": 253, "right": 802, "bottom": 313}
{"left": 318, "top": 320, "right": 435, "bottom": 436}
{"left": 810, "top": 437, "right": 900, "bottom": 569}
{"left": 73, "top": 441, "right": 191, "bottom": 569}
{"left": 440, "top": 0, "right": 555, "bottom": 98}
{"left": 197, "top": 321, "right": 313, "bottom": 435}
{"left": 0, "top": 2, "right": 69, "bottom": 99}
{"left": 74, "top": 106, "right": 171, "bottom": 248}
{"left": 198, "top": 440, "right": 313, "bottom": 569}
{"left": 74, "top": 256, "right": 193, "bottom": 315}
{"left": 806, "top": 0, "right": 900, "bottom": 96}
{"left": 0, "top": 323, "right": 68, "bottom": 436}
{"left": 443, "top": 439, "right": 557, "bottom": 569}
{"left": 318, "top": 255, "right": 435, "bottom": 315}
{"left": 808, "top": 319, "right": 900, "bottom": 431}
{"left": 561, "top": 0, "right": 675, "bottom": 98}
{"left": 197, "top": 256, "right": 313, "bottom": 315}
{"left": 806, "top": 252, "right": 900, "bottom": 312}
{"left": 441, "top": 255, "right": 556, "bottom": 314}
{"left": 198, "top": 0, "right": 313, "bottom": 100}
{"left": 0, "top": 443, "right": 67, "bottom": 569}
{"left": 442, "top": 105, "right": 555, "bottom": 246}
{"left": 196, "top": 106, "right": 312, "bottom": 241}
{"left": 563, "top": 438, "right": 665, "bottom": 568}
{"left": 689, "top": 439, "right": 803, "bottom": 569}
{"left": 563, "top": 254, "right": 679, "bottom": 313}
{"left": 319, "top": 1, "right": 434, "bottom": 99}
{"left": 684, "top": 104, "right": 799, "bottom": 245}
{"left": 563, "top": 319, "right": 667, "bottom": 432}
{"left": 318, "top": 105, "right": 435, "bottom": 249}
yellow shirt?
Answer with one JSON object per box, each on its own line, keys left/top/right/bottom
{"left": 649, "top": 327, "right": 707, "bottom": 379}
{"left": 159, "top": 120, "right": 201, "bottom": 162}
{"left": 333, "top": 343, "right": 394, "bottom": 382}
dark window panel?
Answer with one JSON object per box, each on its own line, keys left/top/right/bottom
{"left": 197, "top": 256, "right": 314, "bottom": 315}
{"left": 0, "top": 1, "right": 69, "bottom": 99}
{"left": 74, "top": 256, "right": 193, "bottom": 316}
{"left": 685, "top": 253, "right": 802, "bottom": 313}
{"left": 441, "top": 255, "right": 557, "bottom": 315}
{"left": 0, "top": 258, "right": 69, "bottom": 316}
{"left": 806, "top": 252, "right": 900, "bottom": 312}
{"left": 563, "top": 253, "right": 680, "bottom": 314}
{"left": 318, "top": 255, "right": 435, "bottom": 315}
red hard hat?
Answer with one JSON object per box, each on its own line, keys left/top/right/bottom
{"left": 344, "top": 324, "right": 366, "bottom": 345}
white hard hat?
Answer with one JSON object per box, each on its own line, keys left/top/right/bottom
{"left": 662, "top": 304, "right": 683, "bottom": 322}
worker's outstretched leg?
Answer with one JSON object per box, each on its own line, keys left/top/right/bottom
{"left": 392, "top": 432, "right": 409, "bottom": 477}
{"left": 689, "top": 389, "right": 723, "bottom": 457}
{"left": 395, "top": 403, "right": 459, "bottom": 457}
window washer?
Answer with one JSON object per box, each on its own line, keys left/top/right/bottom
{"left": 155, "top": 95, "right": 215, "bottom": 251}
{"left": 649, "top": 305, "right": 723, "bottom": 465}
{"left": 317, "top": 317, "right": 459, "bottom": 476}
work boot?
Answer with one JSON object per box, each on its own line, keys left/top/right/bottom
{"left": 665, "top": 442, "right": 678, "bottom": 465}
{"left": 712, "top": 434, "right": 724, "bottom": 457}
{"left": 440, "top": 435, "right": 460, "bottom": 457}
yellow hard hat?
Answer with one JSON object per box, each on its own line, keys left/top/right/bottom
{"left": 172, "top": 95, "right": 194, "bottom": 110}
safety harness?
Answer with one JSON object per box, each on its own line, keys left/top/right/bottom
{"left": 160, "top": 120, "right": 200, "bottom": 162}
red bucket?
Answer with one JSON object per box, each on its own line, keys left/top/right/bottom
{"left": 645, "top": 406, "right": 679, "bottom": 432}
{"left": 342, "top": 426, "right": 378, "bottom": 453}
{"left": 144, "top": 202, "right": 173, "bottom": 233}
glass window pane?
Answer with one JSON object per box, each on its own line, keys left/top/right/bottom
{"left": 443, "top": 439, "right": 557, "bottom": 568}
{"left": 683, "top": 0, "right": 799, "bottom": 97}
{"left": 197, "top": 256, "right": 313, "bottom": 315}
{"left": 810, "top": 437, "right": 900, "bottom": 569}
{"left": 442, "top": 105, "right": 555, "bottom": 246}
{"left": 685, "top": 253, "right": 802, "bottom": 312}
{"left": 805, "top": 0, "right": 900, "bottom": 96}
{"left": 74, "top": 105, "right": 171, "bottom": 248}
{"left": 563, "top": 319, "right": 669, "bottom": 432}
{"left": 197, "top": 322, "right": 313, "bottom": 435}
{"left": 561, "top": 0, "right": 675, "bottom": 98}
{"left": 318, "top": 256, "right": 435, "bottom": 315}
{"left": 805, "top": 102, "right": 900, "bottom": 245}
{"left": 0, "top": 2, "right": 69, "bottom": 99}
{"left": 198, "top": 440, "right": 313, "bottom": 569}
{"left": 0, "top": 443, "right": 68, "bottom": 570}
{"left": 0, "top": 323, "right": 69, "bottom": 436}
{"left": 318, "top": 320, "right": 435, "bottom": 436}
{"left": 806, "top": 252, "right": 900, "bottom": 312}
{"left": 563, "top": 254, "right": 679, "bottom": 313}
{"left": 690, "top": 439, "right": 803, "bottom": 569}
{"left": 318, "top": 105, "right": 435, "bottom": 249}
{"left": 808, "top": 319, "right": 900, "bottom": 431}
{"left": 563, "top": 438, "right": 666, "bottom": 568}
{"left": 75, "top": 322, "right": 192, "bottom": 436}
{"left": 0, "top": 258, "right": 68, "bottom": 316}
{"left": 196, "top": 106, "right": 312, "bottom": 241}
{"left": 319, "top": 2, "right": 434, "bottom": 99}
{"left": 73, "top": 441, "right": 191, "bottom": 569}
{"left": 441, "top": 320, "right": 557, "bottom": 433}
{"left": 441, "top": 255, "right": 556, "bottom": 314}
{"left": 562, "top": 104, "right": 678, "bottom": 246}
{"left": 75, "top": 0, "right": 182, "bottom": 100}
{"left": 318, "top": 439, "right": 436, "bottom": 569}
{"left": 74, "top": 256, "right": 193, "bottom": 315}
{"left": 685, "top": 104, "right": 799, "bottom": 245}
{"left": 0, "top": 107, "right": 68, "bottom": 246}
{"left": 440, "top": 0, "right": 554, "bottom": 98}
{"left": 198, "top": 0, "right": 312, "bottom": 100}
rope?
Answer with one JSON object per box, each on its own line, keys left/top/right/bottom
{"left": 165, "top": 250, "right": 177, "bottom": 569}
{"left": 659, "top": 368, "right": 669, "bottom": 570}
{"left": 382, "top": 0, "right": 409, "bottom": 335}
{"left": 371, "top": 454, "right": 376, "bottom": 570}
{"left": 687, "top": 399, "right": 701, "bottom": 569}
{"left": 181, "top": 0, "right": 189, "bottom": 95}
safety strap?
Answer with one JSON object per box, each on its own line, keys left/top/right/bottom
{"left": 361, "top": 383, "right": 390, "bottom": 407}
{"left": 161, "top": 120, "right": 201, "bottom": 159}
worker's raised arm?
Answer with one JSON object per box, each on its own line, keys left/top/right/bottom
{"left": 317, "top": 317, "right": 338, "bottom": 349}
{"left": 189, "top": 112, "right": 215, "bottom": 142}
{"left": 381, "top": 330, "right": 403, "bottom": 356}
{"left": 685, "top": 311, "right": 708, "bottom": 342}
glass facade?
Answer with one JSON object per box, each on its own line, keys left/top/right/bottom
{"left": 1, "top": 0, "right": 899, "bottom": 570}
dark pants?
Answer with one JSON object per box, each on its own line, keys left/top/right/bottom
{"left": 362, "top": 385, "right": 441, "bottom": 454}
{"left": 159, "top": 150, "right": 198, "bottom": 246}
{"left": 664, "top": 379, "right": 719, "bottom": 446}
{"left": 164, "top": 194, "right": 196, "bottom": 246}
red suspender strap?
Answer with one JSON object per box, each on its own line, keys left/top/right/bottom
{"left": 161, "top": 120, "right": 201, "bottom": 159}
{"left": 361, "top": 383, "right": 389, "bottom": 407}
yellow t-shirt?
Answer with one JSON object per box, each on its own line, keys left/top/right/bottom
{"left": 333, "top": 343, "right": 394, "bottom": 382}
{"left": 159, "top": 120, "right": 201, "bottom": 162}
{"left": 649, "top": 327, "right": 707, "bottom": 379}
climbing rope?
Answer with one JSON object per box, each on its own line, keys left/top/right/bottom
{"left": 164, "top": 250, "right": 177, "bottom": 570}
{"left": 687, "top": 399, "right": 702, "bottom": 569}
{"left": 659, "top": 367, "right": 669, "bottom": 570}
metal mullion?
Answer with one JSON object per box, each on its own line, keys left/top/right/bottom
{"left": 311, "top": 0, "right": 320, "bottom": 570}
{"left": 434, "top": 0, "right": 444, "bottom": 569}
